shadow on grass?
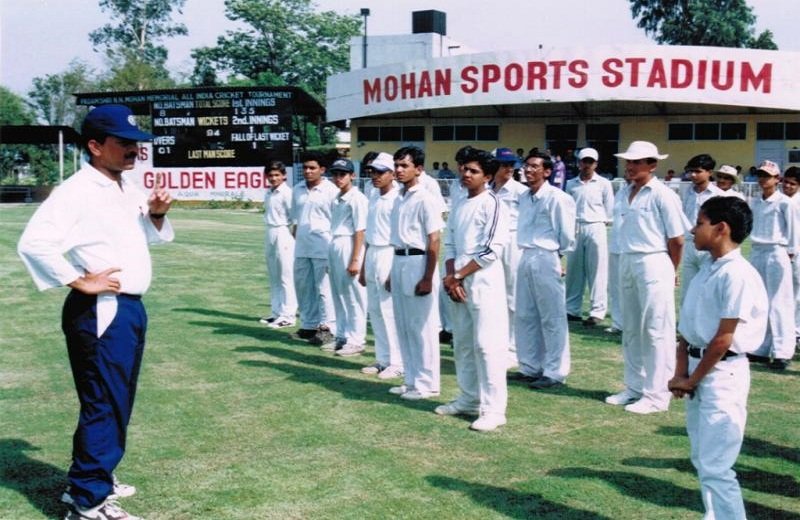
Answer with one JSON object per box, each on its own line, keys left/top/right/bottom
{"left": 173, "top": 307, "right": 257, "bottom": 322}
{"left": 426, "top": 475, "right": 611, "bottom": 519}
{"left": 622, "top": 457, "right": 800, "bottom": 499}
{"left": 567, "top": 322, "right": 622, "bottom": 346}
{"left": 657, "top": 426, "right": 800, "bottom": 464}
{"left": 0, "top": 438, "right": 64, "bottom": 519}
{"left": 187, "top": 320, "right": 310, "bottom": 347}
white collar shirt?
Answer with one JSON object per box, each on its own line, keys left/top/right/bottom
{"left": 750, "top": 191, "right": 799, "bottom": 250}
{"left": 565, "top": 174, "right": 615, "bottom": 223}
{"left": 366, "top": 186, "right": 399, "bottom": 246}
{"left": 390, "top": 183, "right": 445, "bottom": 250}
{"left": 618, "top": 177, "right": 688, "bottom": 254}
{"left": 420, "top": 171, "right": 448, "bottom": 214}
{"left": 716, "top": 186, "right": 746, "bottom": 200}
{"left": 263, "top": 182, "right": 292, "bottom": 227}
{"left": 444, "top": 190, "right": 509, "bottom": 269}
{"left": 609, "top": 185, "right": 628, "bottom": 254}
{"left": 17, "top": 164, "right": 174, "bottom": 294}
{"left": 492, "top": 178, "right": 527, "bottom": 230}
{"left": 678, "top": 248, "right": 768, "bottom": 354}
{"left": 517, "top": 182, "right": 576, "bottom": 254}
{"left": 682, "top": 183, "right": 723, "bottom": 235}
{"left": 291, "top": 178, "right": 339, "bottom": 258}
{"left": 331, "top": 187, "right": 368, "bottom": 237}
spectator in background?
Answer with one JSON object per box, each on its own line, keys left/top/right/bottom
{"left": 551, "top": 153, "right": 567, "bottom": 190}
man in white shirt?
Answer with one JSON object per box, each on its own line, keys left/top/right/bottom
{"left": 748, "top": 160, "right": 797, "bottom": 369}
{"left": 680, "top": 154, "right": 723, "bottom": 304}
{"left": 606, "top": 141, "right": 687, "bottom": 414}
{"left": 291, "top": 151, "right": 339, "bottom": 347}
{"left": 388, "top": 146, "right": 445, "bottom": 400}
{"left": 782, "top": 166, "right": 800, "bottom": 346}
{"left": 564, "top": 147, "right": 614, "bottom": 326}
{"left": 18, "top": 104, "right": 174, "bottom": 520}
{"left": 513, "top": 152, "right": 576, "bottom": 389}
{"left": 669, "top": 196, "right": 768, "bottom": 520}
{"left": 261, "top": 160, "right": 297, "bottom": 328}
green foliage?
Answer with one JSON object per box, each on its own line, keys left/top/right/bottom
{"left": 0, "top": 86, "right": 35, "bottom": 126}
{"left": 629, "top": 0, "right": 778, "bottom": 49}
{"left": 189, "top": 0, "right": 361, "bottom": 100}
{"left": 0, "top": 87, "right": 60, "bottom": 185}
{"left": 28, "top": 60, "right": 95, "bottom": 128}
{"left": 98, "top": 50, "right": 177, "bottom": 92}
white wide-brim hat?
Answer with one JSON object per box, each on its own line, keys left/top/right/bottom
{"left": 714, "top": 164, "right": 740, "bottom": 183}
{"left": 614, "top": 141, "right": 668, "bottom": 161}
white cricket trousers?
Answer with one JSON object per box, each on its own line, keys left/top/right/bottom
{"left": 793, "top": 256, "right": 800, "bottom": 338}
{"left": 619, "top": 252, "right": 676, "bottom": 408}
{"left": 750, "top": 244, "right": 795, "bottom": 359}
{"left": 365, "top": 245, "right": 402, "bottom": 367}
{"left": 514, "top": 247, "right": 570, "bottom": 382}
{"left": 686, "top": 355, "right": 749, "bottom": 520}
{"left": 391, "top": 255, "right": 440, "bottom": 394}
{"left": 565, "top": 221, "right": 608, "bottom": 320}
{"left": 681, "top": 239, "right": 709, "bottom": 305}
{"left": 451, "top": 260, "right": 509, "bottom": 417}
{"left": 329, "top": 236, "right": 366, "bottom": 345}
{"left": 608, "top": 251, "right": 623, "bottom": 330}
{"left": 265, "top": 226, "right": 297, "bottom": 319}
{"left": 294, "top": 256, "right": 336, "bottom": 333}
{"left": 502, "top": 232, "right": 521, "bottom": 348}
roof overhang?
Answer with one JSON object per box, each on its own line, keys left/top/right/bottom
{"left": 0, "top": 125, "right": 81, "bottom": 145}
{"left": 326, "top": 44, "right": 800, "bottom": 122}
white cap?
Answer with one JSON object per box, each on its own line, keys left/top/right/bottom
{"left": 577, "top": 147, "right": 598, "bottom": 161}
{"left": 714, "top": 164, "right": 740, "bottom": 183}
{"left": 614, "top": 141, "right": 668, "bottom": 161}
{"left": 368, "top": 152, "right": 394, "bottom": 172}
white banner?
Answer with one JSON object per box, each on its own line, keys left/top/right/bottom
{"left": 326, "top": 45, "right": 800, "bottom": 120}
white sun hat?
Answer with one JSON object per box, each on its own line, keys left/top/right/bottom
{"left": 614, "top": 141, "right": 669, "bottom": 161}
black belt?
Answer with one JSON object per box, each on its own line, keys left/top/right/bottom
{"left": 395, "top": 248, "right": 425, "bottom": 256}
{"left": 688, "top": 346, "right": 739, "bottom": 360}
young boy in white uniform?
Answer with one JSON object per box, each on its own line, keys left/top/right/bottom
{"left": 388, "top": 146, "right": 444, "bottom": 400}
{"left": 292, "top": 151, "right": 339, "bottom": 345}
{"left": 359, "top": 152, "right": 404, "bottom": 378}
{"left": 607, "top": 141, "right": 687, "bottom": 414}
{"left": 605, "top": 174, "right": 630, "bottom": 334}
{"left": 565, "top": 147, "right": 614, "bottom": 326}
{"left": 328, "top": 158, "right": 368, "bottom": 356}
{"left": 749, "top": 159, "right": 797, "bottom": 370}
{"left": 680, "top": 154, "right": 723, "bottom": 304}
{"left": 261, "top": 161, "right": 298, "bottom": 328}
{"left": 440, "top": 149, "right": 510, "bottom": 432}
{"left": 782, "top": 166, "right": 800, "bottom": 345}
{"left": 714, "top": 165, "right": 746, "bottom": 201}
{"left": 513, "top": 152, "right": 576, "bottom": 389}
{"left": 491, "top": 147, "right": 527, "bottom": 357}
{"left": 669, "top": 196, "right": 768, "bottom": 520}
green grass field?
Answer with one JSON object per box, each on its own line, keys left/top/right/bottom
{"left": 1, "top": 205, "right": 798, "bottom": 519}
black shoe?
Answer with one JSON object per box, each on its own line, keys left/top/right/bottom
{"left": 769, "top": 358, "right": 790, "bottom": 370}
{"left": 583, "top": 317, "right": 602, "bottom": 327}
{"left": 296, "top": 328, "right": 317, "bottom": 340}
{"left": 746, "top": 353, "right": 770, "bottom": 364}
{"left": 567, "top": 314, "right": 582, "bottom": 322}
{"left": 439, "top": 330, "right": 453, "bottom": 343}
{"left": 507, "top": 371, "right": 541, "bottom": 383}
{"left": 529, "top": 376, "right": 564, "bottom": 389}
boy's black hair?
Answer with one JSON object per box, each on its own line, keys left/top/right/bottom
{"left": 265, "top": 160, "right": 286, "bottom": 174}
{"left": 394, "top": 146, "right": 425, "bottom": 167}
{"left": 300, "top": 150, "right": 328, "bottom": 168}
{"left": 686, "top": 154, "right": 716, "bottom": 171}
{"left": 699, "top": 196, "right": 752, "bottom": 244}
{"left": 463, "top": 148, "right": 500, "bottom": 178}
{"left": 454, "top": 145, "right": 474, "bottom": 165}
{"left": 524, "top": 151, "right": 553, "bottom": 171}
{"left": 784, "top": 166, "right": 800, "bottom": 182}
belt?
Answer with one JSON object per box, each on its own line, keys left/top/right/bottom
{"left": 395, "top": 248, "right": 425, "bottom": 256}
{"left": 688, "top": 346, "right": 739, "bottom": 360}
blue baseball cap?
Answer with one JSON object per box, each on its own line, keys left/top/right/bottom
{"left": 493, "top": 147, "right": 518, "bottom": 164}
{"left": 81, "top": 104, "right": 155, "bottom": 142}
{"left": 329, "top": 158, "right": 355, "bottom": 173}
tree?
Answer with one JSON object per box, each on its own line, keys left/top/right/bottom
{"left": 0, "top": 86, "right": 58, "bottom": 185}
{"left": 190, "top": 0, "right": 361, "bottom": 100}
{"left": 629, "top": 0, "right": 778, "bottom": 49}
{"left": 90, "top": 0, "right": 187, "bottom": 89}
{"left": 28, "top": 60, "right": 95, "bottom": 128}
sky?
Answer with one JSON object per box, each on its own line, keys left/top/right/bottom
{"left": 1, "top": 0, "right": 797, "bottom": 97}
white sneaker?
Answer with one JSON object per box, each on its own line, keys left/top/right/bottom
{"left": 400, "top": 389, "right": 440, "bottom": 400}
{"left": 61, "top": 475, "right": 136, "bottom": 506}
{"left": 604, "top": 389, "right": 641, "bottom": 406}
{"left": 335, "top": 343, "right": 365, "bottom": 357}
{"left": 470, "top": 414, "right": 507, "bottom": 432}
{"left": 361, "top": 362, "right": 384, "bottom": 375}
{"left": 377, "top": 365, "right": 404, "bottom": 380}
{"left": 268, "top": 317, "right": 296, "bottom": 329}
{"left": 434, "top": 401, "right": 479, "bottom": 416}
{"left": 64, "top": 499, "right": 141, "bottom": 520}
{"left": 388, "top": 384, "right": 410, "bottom": 395}
{"left": 624, "top": 398, "right": 669, "bottom": 415}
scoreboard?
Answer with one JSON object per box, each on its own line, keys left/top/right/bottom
{"left": 150, "top": 89, "right": 294, "bottom": 167}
